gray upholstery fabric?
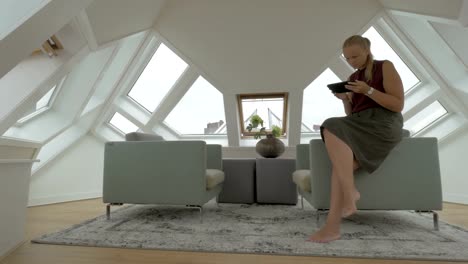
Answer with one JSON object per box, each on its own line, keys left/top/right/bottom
{"left": 103, "top": 140, "right": 223, "bottom": 206}
{"left": 206, "top": 145, "right": 223, "bottom": 170}
{"left": 256, "top": 158, "right": 297, "bottom": 205}
{"left": 295, "top": 144, "right": 310, "bottom": 170}
{"left": 401, "top": 129, "right": 410, "bottom": 138}
{"left": 294, "top": 137, "right": 442, "bottom": 210}
{"left": 125, "top": 132, "right": 164, "bottom": 141}
{"left": 218, "top": 159, "right": 256, "bottom": 204}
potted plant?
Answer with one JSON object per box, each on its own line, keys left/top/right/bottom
{"left": 246, "top": 114, "right": 265, "bottom": 138}
{"left": 271, "top": 125, "right": 282, "bottom": 138}
{"left": 246, "top": 115, "right": 285, "bottom": 158}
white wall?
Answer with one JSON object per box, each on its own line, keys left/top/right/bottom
{"left": 28, "top": 134, "right": 105, "bottom": 206}
{"left": 0, "top": 138, "right": 39, "bottom": 258}
{"left": 223, "top": 146, "right": 295, "bottom": 159}
{"left": 0, "top": 162, "right": 35, "bottom": 258}
{"left": 438, "top": 128, "right": 468, "bottom": 204}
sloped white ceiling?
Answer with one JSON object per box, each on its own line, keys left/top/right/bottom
{"left": 154, "top": 0, "right": 382, "bottom": 93}
{"left": 85, "top": 0, "right": 167, "bottom": 46}
{"left": 380, "top": 0, "right": 463, "bottom": 21}
{"left": 0, "top": 0, "right": 93, "bottom": 80}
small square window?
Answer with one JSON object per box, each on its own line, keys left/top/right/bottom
{"left": 237, "top": 93, "right": 288, "bottom": 137}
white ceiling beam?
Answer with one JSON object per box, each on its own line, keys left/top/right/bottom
{"left": 223, "top": 92, "right": 240, "bottom": 147}
{"left": 73, "top": 10, "right": 99, "bottom": 50}
{"left": 459, "top": 0, "right": 468, "bottom": 26}
{"left": 381, "top": 0, "right": 468, "bottom": 27}
{"left": 0, "top": 0, "right": 94, "bottom": 79}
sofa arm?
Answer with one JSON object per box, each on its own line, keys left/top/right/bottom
{"left": 295, "top": 144, "right": 310, "bottom": 170}
{"left": 206, "top": 144, "right": 223, "bottom": 170}
{"left": 308, "top": 137, "right": 443, "bottom": 211}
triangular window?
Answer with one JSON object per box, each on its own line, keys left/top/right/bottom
{"left": 301, "top": 68, "right": 345, "bottom": 133}
{"left": 17, "top": 84, "right": 58, "bottom": 123}
{"left": 164, "top": 77, "right": 226, "bottom": 135}
{"left": 36, "top": 85, "right": 56, "bottom": 110}
{"left": 109, "top": 112, "right": 139, "bottom": 135}
{"left": 363, "top": 27, "right": 420, "bottom": 92}
{"left": 127, "top": 43, "right": 188, "bottom": 112}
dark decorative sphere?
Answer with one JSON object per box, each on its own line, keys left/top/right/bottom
{"left": 255, "top": 134, "right": 285, "bottom": 158}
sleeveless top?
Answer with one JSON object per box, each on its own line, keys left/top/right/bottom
{"left": 349, "top": 60, "right": 385, "bottom": 113}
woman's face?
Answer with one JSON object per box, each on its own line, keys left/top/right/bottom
{"left": 343, "top": 44, "right": 369, "bottom": 70}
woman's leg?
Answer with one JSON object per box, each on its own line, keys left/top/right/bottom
{"left": 348, "top": 159, "right": 361, "bottom": 215}
{"left": 322, "top": 129, "right": 357, "bottom": 216}
{"left": 308, "top": 168, "right": 343, "bottom": 242}
{"left": 308, "top": 128, "right": 357, "bottom": 242}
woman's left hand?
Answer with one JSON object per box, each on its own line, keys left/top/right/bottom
{"left": 345, "top": 81, "right": 370, "bottom": 94}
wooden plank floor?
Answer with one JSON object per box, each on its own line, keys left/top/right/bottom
{"left": 2, "top": 199, "right": 467, "bottom": 264}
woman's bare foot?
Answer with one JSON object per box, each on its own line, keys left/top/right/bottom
{"left": 307, "top": 227, "right": 340, "bottom": 243}
{"left": 342, "top": 190, "right": 360, "bottom": 218}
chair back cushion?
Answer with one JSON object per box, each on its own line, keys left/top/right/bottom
{"left": 125, "top": 132, "right": 164, "bottom": 141}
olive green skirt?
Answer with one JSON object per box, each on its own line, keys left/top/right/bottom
{"left": 320, "top": 107, "right": 403, "bottom": 173}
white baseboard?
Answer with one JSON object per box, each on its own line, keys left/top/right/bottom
{"left": 28, "top": 191, "right": 102, "bottom": 207}
{"left": 0, "top": 239, "right": 25, "bottom": 261}
{"left": 443, "top": 192, "right": 468, "bottom": 205}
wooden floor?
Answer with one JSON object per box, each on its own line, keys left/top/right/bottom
{"left": 2, "top": 199, "right": 468, "bottom": 264}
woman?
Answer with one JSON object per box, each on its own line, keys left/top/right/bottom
{"left": 309, "top": 35, "right": 404, "bottom": 243}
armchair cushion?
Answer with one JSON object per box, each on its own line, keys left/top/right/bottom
{"left": 292, "top": 170, "right": 311, "bottom": 193}
{"left": 206, "top": 169, "right": 225, "bottom": 190}
{"left": 125, "top": 132, "right": 164, "bottom": 141}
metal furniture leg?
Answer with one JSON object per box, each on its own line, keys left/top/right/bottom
{"left": 415, "top": 210, "right": 439, "bottom": 231}
{"left": 106, "top": 203, "right": 123, "bottom": 220}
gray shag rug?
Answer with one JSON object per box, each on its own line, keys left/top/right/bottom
{"left": 32, "top": 201, "right": 468, "bottom": 261}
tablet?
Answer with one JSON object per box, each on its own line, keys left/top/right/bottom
{"left": 327, "top": 81, "right": 350, "bottom": 93}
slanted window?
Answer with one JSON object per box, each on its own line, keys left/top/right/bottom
{"left": 127, "top": 43, "right": 188, "bottom": 112}
{"left": 17, "top": 81, "right": 60, "bottom": 124}
{"left": 363, "top": 27, "right": 420, "bottom": 92}
{"left": 109, "top": 112, "right": 139, "bottom": 135}
{"left": 36, "top": 85, "right": 56, "bottom": 110}
{"left": 301, "top": 68, "right": 345, "bottom": 133}
{"left": 404, "top": 101, "right": 447, "bottom": 135}
{"left": 238, "top": 93, "right": 288, "bottom": 137}
{"left": 164, "top": 76, "right": 226, "bottom": 135}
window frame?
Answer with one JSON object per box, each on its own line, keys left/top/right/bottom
{"left": 405, "top": 100, "right": 449, "bottom": 136}
{"left": 15, "top": 76, "right": 66, "bottom": 126}
{"left": 125, "top": 42, "right": 189, "bottom": 113}
{"left": 237, "top": 92, "right": 288, "bottom": 138}
{"left": 107, "top": 111, "right": 140, "bottom": 136}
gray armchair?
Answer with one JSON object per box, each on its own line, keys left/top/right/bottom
{"left": 293, "top": 137, "right": 443, "bottom": 230}
{"left": 103, "top": 139, "right": 224, "bottom": 221}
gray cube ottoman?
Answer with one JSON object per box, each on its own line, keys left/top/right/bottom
{"left": 255, "top": 158, "right": 297, "bottom": 205}
{"left": 218, "top": 159, "right": 256, "bottom": 204}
